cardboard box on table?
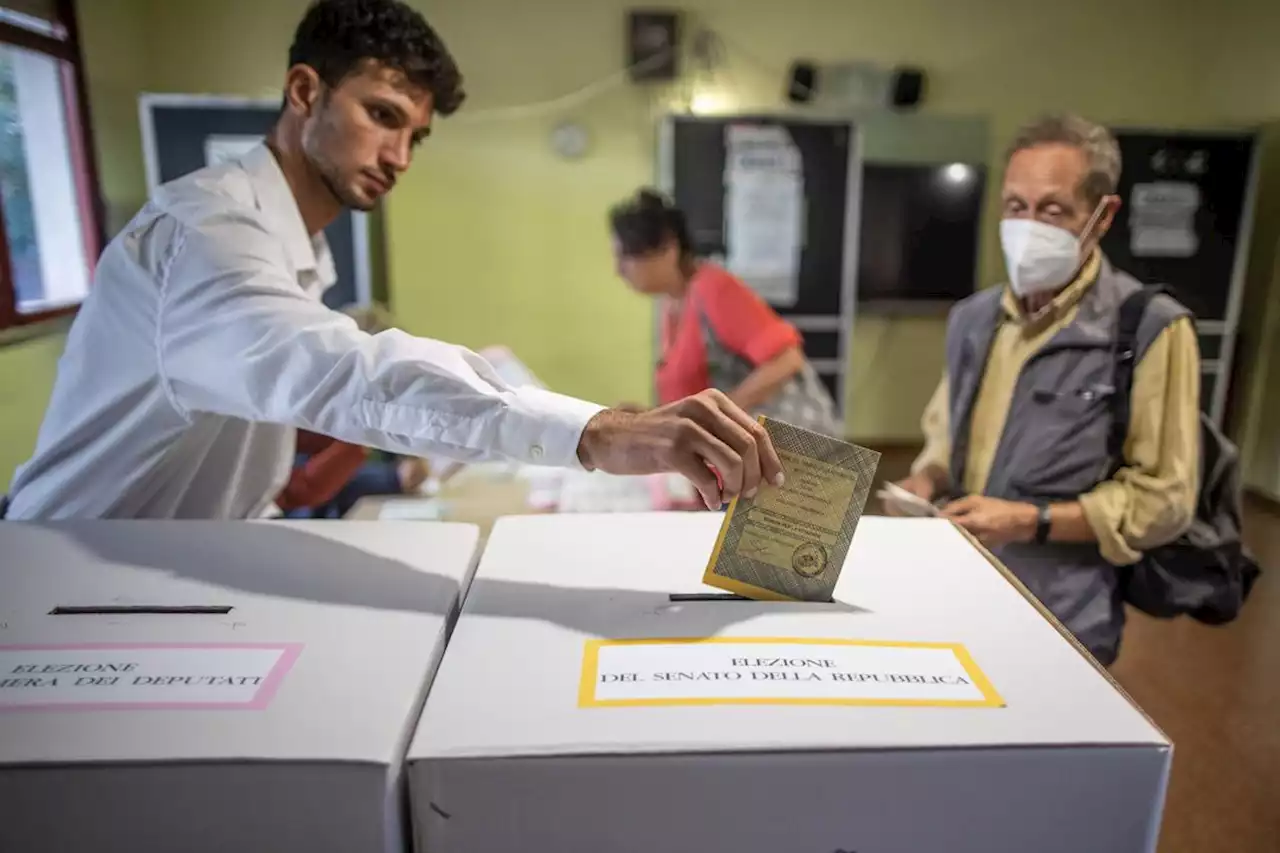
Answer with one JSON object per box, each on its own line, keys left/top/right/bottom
{"left": 0, "top": 521, "right": 480, "bottom": 853}
{"left": 407, "top": 513, "right": 1172, "bottom": 853}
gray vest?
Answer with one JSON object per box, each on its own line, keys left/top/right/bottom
{"left": 944, "top": 259, "right": 1187, "bottom": 665}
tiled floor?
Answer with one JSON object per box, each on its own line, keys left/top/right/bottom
{"left": 870, "top": 444, "right": 1280, "bottom": 853}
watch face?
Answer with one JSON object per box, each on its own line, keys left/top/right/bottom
{"left": 1036, "top": 505, "right": 1052, "bottom": 543}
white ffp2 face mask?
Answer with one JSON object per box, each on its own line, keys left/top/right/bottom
{"left": 1000, "top": 203, "right": 1106, "bottom": 297}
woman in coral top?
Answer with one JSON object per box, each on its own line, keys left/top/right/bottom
{"left": 608, "top": 189, "right": 839, "bottom": 435}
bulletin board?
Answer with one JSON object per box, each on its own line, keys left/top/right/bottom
{"left": 657, "top": 114, "right": 861, "bottom": 420}
{"left": 138, "top": 93, "right": 376, "bottom": 310}
{"left": 1101, "top": 128, "right": 1259, "bottom": 425}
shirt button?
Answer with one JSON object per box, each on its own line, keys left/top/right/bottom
{"left": 530, "top": 444, "right": 544, "bottom": 460}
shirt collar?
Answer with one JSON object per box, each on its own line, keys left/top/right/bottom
{"left": 1000, "top": 248, "right": 1103, "bottom": 328}
{"left": 238, "top": 144, "right": 337, "bottom": 292}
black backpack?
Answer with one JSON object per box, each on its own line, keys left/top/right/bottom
{"left": 1108, "top": 287, "right": 1262, "bottom": 623}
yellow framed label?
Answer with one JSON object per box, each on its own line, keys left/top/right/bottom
{"left": 578, "top": 637, "right": 1003, "bottom": 709}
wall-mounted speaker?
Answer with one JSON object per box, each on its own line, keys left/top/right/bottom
{"left": 627, "top": 10, "right": 680, "bottom": 82}
{"left": 890, "top": 66, "right": 926, "bottom": 109}
{"left": 787, "top": 61, "right": 818, "bottom": 103}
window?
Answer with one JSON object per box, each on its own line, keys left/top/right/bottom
{"left": 0, "top": 0, "right": 101, "bottom": 330}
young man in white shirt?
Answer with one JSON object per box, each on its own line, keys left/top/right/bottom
{"left": 5, "top": 0, "right": 782, "bottom": 519}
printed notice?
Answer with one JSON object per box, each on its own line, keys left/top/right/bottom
{"left": 724, "top": 124, "right": 805, "bottom": 306}
{"left": 0, "top": 643, "right": 302, "bottom": 711}
{"left": 1129, "top": 181, "right": 1200, "bottom": 258}
{"left": 579, "top": 638, "right": 1002, "bottom": 708}
{"left": 703, "top": 418, "right": 880, "bottom": 601}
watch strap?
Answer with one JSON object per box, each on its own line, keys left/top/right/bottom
{"left": 1034, "top": 504, "right": 1052, "bottom": 545}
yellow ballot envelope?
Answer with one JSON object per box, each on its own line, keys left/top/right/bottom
{"left": 703, "top": 418, "right": 881, "bottom": 601}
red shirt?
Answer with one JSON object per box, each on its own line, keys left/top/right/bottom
{"left": 656, "top": 264, "right": 802, "bottom": 404}
{"left": 275, "top": 431, "right": 369, "bottom": 512}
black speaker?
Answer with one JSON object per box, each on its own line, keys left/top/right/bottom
{"left": 627, "top": 10, "right": 680, "bottom": 82}
{"left": 890, "top": 66, "right": 926, "bottom": 109}
{"left": 787, "top": 61, "right": 818, "bottom": 103}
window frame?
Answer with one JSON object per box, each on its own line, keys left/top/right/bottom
{"left": 0, "top": 0, "right": 104, "bottom": 331}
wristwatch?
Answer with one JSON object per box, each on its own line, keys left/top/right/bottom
{"left": 1034, "top": 504, "right": 1052, "bottom": 545}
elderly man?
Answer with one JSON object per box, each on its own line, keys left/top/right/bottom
{"left": 892, "top": 114, "right": 1201, "bottom": 666}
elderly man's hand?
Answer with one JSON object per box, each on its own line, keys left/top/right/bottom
{"left": 942, "top": 495, "right": 1039, "bottom": 548}
{"left": 883, "top": 471, "right": 940, "bottom": 517}
{"left": 577, "top": 390, "right": 785, "bottom": 511}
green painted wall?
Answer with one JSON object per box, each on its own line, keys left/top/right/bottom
{"left": 0, "top": 332, "right": 64, "bottom": 487}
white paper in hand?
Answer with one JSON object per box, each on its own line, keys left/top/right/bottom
{"left": 876, "top": 481, "right": 940, "bottom": 517}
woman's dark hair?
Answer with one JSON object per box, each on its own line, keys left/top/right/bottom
{"left": 288, "top": 0, "right": 465, "bottom": 116}
{"left": 609, "top": 189, "right": 694, "bottom": 257}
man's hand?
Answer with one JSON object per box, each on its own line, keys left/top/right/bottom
{"left": 941, "top": 495, "right": 1039, "bottom": 548}
{"left": 577, "top": 389, "right": 785, "bottom": 511}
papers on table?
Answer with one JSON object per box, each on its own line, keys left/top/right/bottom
{"left": 370, "top": 463, "right": 703, "bottom": 518}
{"left": 525, "top": 469, "right": 702, "bottom": 513}
{"left": 375, "top": 498, "right": 447, "bottom": 521}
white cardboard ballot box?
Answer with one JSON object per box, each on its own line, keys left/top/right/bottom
{"left": 0, "top": 521, "right": 480, "bottom": 853}
{"left": 408, "top": 513, "right": 1172, "bottom": 853}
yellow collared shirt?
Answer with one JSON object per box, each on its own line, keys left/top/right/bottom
{"left": 913, "top": 252, "right": 1201, "bottom": 565}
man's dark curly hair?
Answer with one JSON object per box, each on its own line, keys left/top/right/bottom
{"left": 288, "top": 0, "right": 465, "bottom": 116}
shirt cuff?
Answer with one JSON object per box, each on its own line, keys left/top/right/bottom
{"left": 1078, "top": 484, "right": 1143, "bottom": 566}
{"left": 497, "top": 387, "right": 605, "bottom": 470}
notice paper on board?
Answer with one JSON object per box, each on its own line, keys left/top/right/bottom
{"left": 1129, "top": 181, "right": 1201, "bottom": 258}
{"left": 579, "top": 638, "right": 1003, "bottom": 708}
{"left": 724, "top": 124, "right": 805, "bottom": 306}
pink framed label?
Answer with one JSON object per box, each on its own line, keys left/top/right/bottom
{"left": 0, "top": 643, "right": 303, "bottom": 712}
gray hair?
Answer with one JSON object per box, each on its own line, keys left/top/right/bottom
{"left": 1006, "top": 114, "right": 1122, "bottom": 206}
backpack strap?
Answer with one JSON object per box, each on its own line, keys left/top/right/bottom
{"left": 1107, "top": 287, "right": 1161, "bottom": 466}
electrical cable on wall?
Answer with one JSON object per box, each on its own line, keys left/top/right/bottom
{"left": 444, "top": 25, "right": 789, "bottom": 125}
{"left": 449, "top": 48, "right": 675, "bottom": 124}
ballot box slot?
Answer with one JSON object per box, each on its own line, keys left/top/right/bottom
{"left": 48, "top": 605, "right": 234, "bottom": 616}
{"left": 666, "top": 594, "right": 835, "bottom": 604}
{"left": 668, "top": 593, "right": 748, "bottom": 602}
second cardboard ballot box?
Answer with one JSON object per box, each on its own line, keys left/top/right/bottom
{"left": 409, "top": 513, "right": 1171, "bottom": 853}
{"left": 0, "top": 521, "right": 479, "bottom": 853}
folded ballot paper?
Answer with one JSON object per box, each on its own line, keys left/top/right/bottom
{"left": 703, "top": 418, "right": 880, "bottom": 602}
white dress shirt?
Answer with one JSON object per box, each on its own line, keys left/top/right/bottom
{"left": 6, "top": 144, "right": 603, "bottom": 519}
